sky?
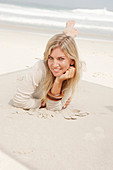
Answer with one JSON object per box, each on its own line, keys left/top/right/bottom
{"left": 36, "top": 0, "right": 112, "bottom": 9}
{"left": 0, "top": 0, "right": 113, "bottom": 11}
{"left": 24, "top": 0, "right": 113, "bottom": 10}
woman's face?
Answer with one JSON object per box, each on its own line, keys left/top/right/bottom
{"left": 48, "top": 47, "right": 74, "bottom": 77}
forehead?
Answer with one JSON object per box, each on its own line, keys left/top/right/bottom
{"left": 50, "top": 47, "right": 66, "bottom": 57}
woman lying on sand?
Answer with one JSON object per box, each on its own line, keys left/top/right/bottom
{"left": 12, "top": 20, "right": 82, "bottom": 111}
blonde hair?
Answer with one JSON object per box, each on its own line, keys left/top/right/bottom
{"left": 42, "top": 33, "right": 82, "bottom": 102}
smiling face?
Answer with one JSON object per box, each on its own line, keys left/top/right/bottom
{"left": 48, "top": 47, "right": 74, "bottom": 77}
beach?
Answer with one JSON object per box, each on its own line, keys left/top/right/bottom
{"left": 0, "top": 24, "right": 113, "bottom": 170}
{"left": 0, "top": 23, "right": 113, "bottom": 88}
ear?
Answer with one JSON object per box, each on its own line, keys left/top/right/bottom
{"left": 70, "top": 59, "right": 75, "bottom": 66}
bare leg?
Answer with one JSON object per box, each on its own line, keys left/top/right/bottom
{"left": 63, "top": 20, "right": 78, "bottom": 38}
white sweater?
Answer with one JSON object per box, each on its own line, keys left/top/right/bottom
{"left": 12, "top": 60, "right": 70, "bottom": 111}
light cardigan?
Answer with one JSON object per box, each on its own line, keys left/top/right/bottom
{"left": 12, "top": 60, "right": 70, "bottom": 111}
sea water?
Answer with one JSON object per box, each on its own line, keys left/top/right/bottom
{"left": 0, "top": 0, "right": 113, "bottom": 41}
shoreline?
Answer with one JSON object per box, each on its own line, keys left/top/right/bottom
{"left": 0, "top": 21, "right": 113, "bottom": 42}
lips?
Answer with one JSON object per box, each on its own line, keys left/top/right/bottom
{"left": 52, "top": 67, "right": 61, "bottom": 72}
{"left": 51, "top": 68, "right": 62, "bottom": 76}
{"left": 53, "top": 69, "right": 60, "bottom": 73}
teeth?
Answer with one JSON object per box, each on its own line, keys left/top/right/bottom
{"left": 53, "top": 69, "right": 60, "bottom": 71}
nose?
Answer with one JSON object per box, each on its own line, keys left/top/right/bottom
{"left": 52, "top": 59, "right": 59, "bottom": 67}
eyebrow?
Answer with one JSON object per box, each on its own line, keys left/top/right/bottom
{"left": 49, "top": 55, "right": 66, "bottom": 58}
{"left": 58, "top": 56, "right": 65, "bottom": 57}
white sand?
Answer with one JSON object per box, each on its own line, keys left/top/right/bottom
{"left": 0, "top": 27, "right": 113, "bottom": 170}
{"left": 0, "top": 28, "right": 113, "bottom": 88}
{"left": 0, "top": 150, "right": 29, "bottom": 170}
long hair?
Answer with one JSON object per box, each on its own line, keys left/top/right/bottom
{"left": 42, "top": 33, "right": 82, "bottom": 103}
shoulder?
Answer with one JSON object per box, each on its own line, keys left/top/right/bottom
{"left": 31, "top": 60, "right": 46, "bottom": 74}
{"left": 30, "top": 60, "right": 46, "bottom": 82}
{"left": 33, "top": 60, "right": 46, "bottom": 70}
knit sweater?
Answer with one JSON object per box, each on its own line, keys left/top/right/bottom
{"left": 12, "top": 60, "right": 70, "bottom": 111}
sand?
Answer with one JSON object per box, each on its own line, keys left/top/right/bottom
{"left": 0, "top": 25, "right": 113, "bottom": 170}
{"left": 0, "top": 26, "right": 113, "bottom": 88}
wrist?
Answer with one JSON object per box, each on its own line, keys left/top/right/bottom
{"left": 51, "top": 78, "right": 63, "bottom": 96}
{"left": 55, "top": 77, "right": 63, "bottom": 84}
{"left": 47, "top": 89, "right": 64, "bottom": 101}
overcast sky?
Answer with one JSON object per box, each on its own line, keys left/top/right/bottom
{"left": 34, "top": 0, "right": 113, "bottom": 10}
{"left": 0, "top": 0, "right": 113, "bottom": 10}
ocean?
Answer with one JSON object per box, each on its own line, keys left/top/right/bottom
{"left": 0, "top": 0, "right": 113, "bottom": 41}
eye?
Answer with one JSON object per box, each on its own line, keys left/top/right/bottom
{"left": 58, "top": 57, "right": 65, "bottom": 60}
{"left": 48, "top": 56, "right": 53, "bottom": 60}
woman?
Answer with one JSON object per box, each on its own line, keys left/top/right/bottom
{"left": 12, "top": 21, "right": 82, "bottom": 111}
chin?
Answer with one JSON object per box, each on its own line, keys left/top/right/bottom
{"left": 53, "top": 72, "right": 62, "bottom": 77}
{"left": 53, "top": 74, "right": 61, "bottom": 77}
{"left": 51, "top": 69, "right": 66, "bottom": 77}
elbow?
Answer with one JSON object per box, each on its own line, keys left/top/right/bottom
{"left": 46, "top": 106, "right": 62, "bottom": 111}
{"left": 46, "top": 99, "right": 63, "bottom": 111}
{"left": 46, "top": 102, "right": 62, "bottom": 111}
{"left": 12, "top": 97, "right": 30, "bottom": 110}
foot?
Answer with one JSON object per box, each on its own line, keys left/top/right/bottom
{"left": 63, "top": 20, "right": 78, "bottom": 38}
{"left": 66, "top": 20, "right": 76, "bottom": 28}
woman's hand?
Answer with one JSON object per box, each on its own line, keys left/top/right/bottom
{"left": 51, "top": 67, "right": 75, "bottom": 96}
{"left": 63, "top": 96, "right": 72, "bottom": 109}
{"left": 56, "top": 66, "right": 76, "bottom": 82}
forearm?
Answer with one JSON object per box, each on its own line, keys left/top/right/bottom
{"left": 13, "top": 91, "right": 41, "bottom": 109}
{"left": 46, "top": 90, "right": 71, "bottom": 111}
{"left": 51, "top": 78, "right": 63, "bottom": 95}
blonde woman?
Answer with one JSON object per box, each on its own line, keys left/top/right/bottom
{"left": 12, "top": 21, "right": 82, "bottom": 111}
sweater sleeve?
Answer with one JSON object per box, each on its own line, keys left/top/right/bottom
{"left": 12, "top": 61, "right": 45, "bottom": 109}
{"left": 46, "top": 90, "right": 71, "bottom": 111}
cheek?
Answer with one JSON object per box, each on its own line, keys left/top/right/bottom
{"left": 62, "top": 61, "right": 70, "bottom": 69}
{"left": 47, "top": 61, "right": 51, "bottom": 69}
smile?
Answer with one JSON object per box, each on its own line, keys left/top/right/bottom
{"left": 52, "top": 68, "right": 61, "bottom": 72}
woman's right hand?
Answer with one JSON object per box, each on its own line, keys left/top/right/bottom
{"left": 56, "top": 66, "right": 76, "bottom": 82}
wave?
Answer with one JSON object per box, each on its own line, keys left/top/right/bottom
{"left": 0, "top": 3, "right": 113, "bottom": 38}
{"left": 0, "top": 3, "right": 113, "bottom": 21}
{"left": 72, "top": 8, "right": 113, "bottom": 23}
